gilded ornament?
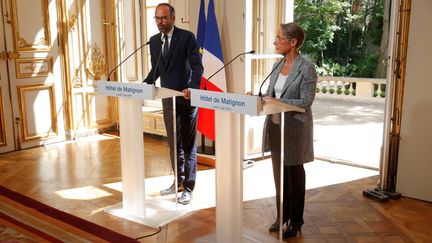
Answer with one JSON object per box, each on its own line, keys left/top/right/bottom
{"left": 86, "top": 43, "right": 107, "bottom": 80}
{"left": 39, "top": 38, "right": 48, "bottom": 45}
{"left": 24, "top": 63, "right": 39, "bottom": 72}
{"left": 69, "top": 14, "right": 77, "bottom": 31}
{"left": 17, "top": 38, "right": 28, "bottom": 48}
{"left": 72, "top": 69, "right": 82, "bottom": 88}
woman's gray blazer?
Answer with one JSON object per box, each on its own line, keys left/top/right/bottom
{"left": 262, "top": 55, "right": 317, "bottom": 166}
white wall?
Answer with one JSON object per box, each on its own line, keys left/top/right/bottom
{"left": 396, "top": 0, "right": 432, "bottom": 202}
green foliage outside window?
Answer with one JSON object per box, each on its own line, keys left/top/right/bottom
{"left": 295, "top": 0, "right": 386, "bottom": 79}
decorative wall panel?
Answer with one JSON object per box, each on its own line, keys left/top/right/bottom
{"left": 82, "top": 0, "right": 108, "bottom": 85}
{"left": 87, "top": 93, "right": 111, "bottom": 126}
{"left": 11, "top": 0, "right": 51, "bottom": 51}
{"left": 15, "top": 58, "right": 53, "bottom": 78}
{"left": 66, "top": 0, "right": 113, "bottom": 131}
{"left": 17, "top": 84, "right": 57, "bottom": 141}
{"left": 73, "top": 92, "right": 86, "bottom": 128}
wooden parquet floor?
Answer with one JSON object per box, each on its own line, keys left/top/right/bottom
{"left": 0, "top": 133, "right": 431, "bottom": 242}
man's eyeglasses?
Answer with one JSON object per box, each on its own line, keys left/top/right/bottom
{"left": 154, "top": 16, "right": 169, "bottom": 22}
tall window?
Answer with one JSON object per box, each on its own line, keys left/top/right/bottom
{"left": 244, "top": 0, "right": 285, "bottom": 156}
{"left": 248, "top": 0, "right": 283, "bottom": 95}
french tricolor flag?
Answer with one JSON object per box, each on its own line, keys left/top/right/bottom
{"left": 197, "top": 0, "right": 226, "bottom": 141}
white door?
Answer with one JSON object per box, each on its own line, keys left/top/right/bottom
{"left": 0, "top": 0, "right": 65, "bottom": 151}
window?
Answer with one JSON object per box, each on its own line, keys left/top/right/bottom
{"left": 244, "top": 0, "right": 287, "bottom": 156}
{"left": 246, "top": 0, "right": 284, "bottom": 95}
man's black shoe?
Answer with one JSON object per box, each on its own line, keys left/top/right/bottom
{"left": 160, "top": 184, "right": 183, "bottom": 196}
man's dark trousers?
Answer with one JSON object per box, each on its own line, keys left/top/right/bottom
{"left": 162, "top": 97, "right": 197, "bottom": 192}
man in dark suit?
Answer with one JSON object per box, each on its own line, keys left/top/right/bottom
{"left": 143, "top": 3, "right": 203, "bottom": 205}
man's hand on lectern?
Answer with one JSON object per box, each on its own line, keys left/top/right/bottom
{"left": 183, "top": 88, "right": 191, "bottom": 99}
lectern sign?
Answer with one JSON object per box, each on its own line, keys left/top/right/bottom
{"left": 97, "top": 80, "right": 154, "bottom": 100}
{"left": 190, "top": 89, "right": 261, "bottom": 115}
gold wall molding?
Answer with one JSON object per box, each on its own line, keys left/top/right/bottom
{"left": 57, "top": 0, "right": 73, "bottom": 132}
{"left": 86, "top": 43, "right": 107, "bottom": 80}
{"left": 10, "top": 0, "right": 51, "bottom": 51}
{"left": 0, "top": 52, "right": 7, "bottom": 61}
{"left": 0, "top": 88, "right": 6, "bottom": 146}
{"left": 100, "top": 0, "right": 109, "bottom": 83}
{"left": 125, "top": 0, "right": 138, "bottom": 81}
{"left": 15, "top": 57, "right": 53, "bottom": 79}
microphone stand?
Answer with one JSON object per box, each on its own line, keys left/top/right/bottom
{"left": 151, "top": 40, "right": 164, "bottom": 85}
{"left": 202, "top": 50, "right": 255, "bottom": 90}
{"left": 258, "top": 54, "right": 286, "bottom": 98}
{"left": 199, "top": 50, "right": 255, "bottom": 155}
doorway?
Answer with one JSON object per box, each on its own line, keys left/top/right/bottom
{"left": 244, "top": 0, "right": 395, "bottom": 171}
{"left": 0, "top": 0, "right": 66, "bottom": 153}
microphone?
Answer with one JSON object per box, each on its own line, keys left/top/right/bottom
{"left": 151, "top": 40, "right": 164, "bottom": 85}
{"left": 202, "top": 50, "right": 255, "bottom": 90}
{"left": 107, "top": 41, "right": 150, "bottom": 81}
{"left": 258, "top": 55, "right": 286, "bottom": 97}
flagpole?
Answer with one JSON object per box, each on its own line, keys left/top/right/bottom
{"left": 197, "top": 134, "right": 215, "bottom": 155}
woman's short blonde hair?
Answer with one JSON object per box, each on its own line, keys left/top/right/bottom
{"left": 280, "top": 22, "right": 306, "bottom": 49}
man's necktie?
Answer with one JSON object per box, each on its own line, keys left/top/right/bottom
{"left": 163, "top": 34, "right": 169, "bottom": 58}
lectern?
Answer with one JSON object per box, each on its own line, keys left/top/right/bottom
{"left": 190, "top": 89, "right": 304, "bottom": 242}
{"left": 97, "top": 80, "right": 185, "bottom": 228}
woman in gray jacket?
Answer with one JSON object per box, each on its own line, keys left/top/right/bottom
{"left": 263, "top": 22, "right": 317, "bottom": 238}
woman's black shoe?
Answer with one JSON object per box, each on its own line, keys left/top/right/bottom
{"left": 282, "top": 223, "right": 302, "bottom": 238}
{"left": 268, "top": 219, "right": 280, "bottom": 232}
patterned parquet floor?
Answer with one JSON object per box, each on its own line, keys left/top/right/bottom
{"left": 0, "top": 133, "right": 431, "bottom": 242}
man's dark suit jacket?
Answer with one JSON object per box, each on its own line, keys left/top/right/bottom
{"left": 142, "top": 26, "right": 203, "bottom": 192}
{"left": 143, "top": 26, "right": 203, "bottom": 92}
